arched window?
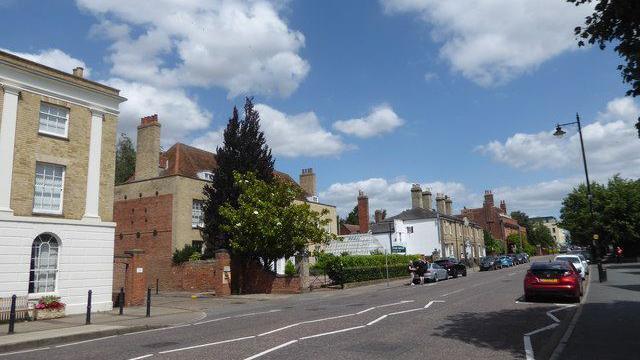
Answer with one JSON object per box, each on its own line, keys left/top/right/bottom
{"left": 28, "top": 234, "right": 59, "bottom": 293}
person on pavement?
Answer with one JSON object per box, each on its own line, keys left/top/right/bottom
{"left": 616, "top": 246, "right": 623, "bottom": 263}
{"left": 408, "top": 261, "right": 417, "bottom": 286}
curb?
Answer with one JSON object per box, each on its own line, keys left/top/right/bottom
{"left": 0, "top": 324, "right": 166, "bottom": 354}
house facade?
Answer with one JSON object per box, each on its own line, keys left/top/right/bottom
{"left": 371, "top": 185, "right": 485, "bottom": 260}
{"left": 0, "top": 50, "right": 126, "bottom": 314}
{"left": 461, "top": 190, "right": 526, "bottom": 252}
{"left": 113, "top": 117, "right": 337, "bottom": 290}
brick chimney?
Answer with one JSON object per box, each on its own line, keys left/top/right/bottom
{"left": 299, "top": 168, "right": 317, "bottom": 198}
{"left": 436, "top": 193, "right": 445, "bottom": 213}
{"left": 411, "top": 184, "right": 423, "bottom": 209}
{"left": 72, "top": 67, "right": 84, "bottom": 78}
{"left": 357, "top": 190, "right": 370, "bottom": 233}
{"left": 135, "top": 114, "right": 161, "bottom": 181}
{"left": 484, "top": 190, "right": 494, "bottom": 209}
{"left": 500, "top": 200, "right": 507, "bottom": 214}
{"left": 445, "top": 195, "right": 453, "bottom": 215}
{"left": 421, "top": 189, "right": 432, "bottom": 210}
{"left": 374, "top": 209, "right": 387, "bottom": 223}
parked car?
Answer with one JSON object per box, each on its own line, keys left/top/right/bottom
{"left": 435, "top": 258, "right": 467, "bottom": 278}
{"left": 554, "top": 255, "right": 587, "bottom": 279}
{"left": 424, "top": 263, "right": 448, "bottom": 282}
{"left": 568, "top": 250, "right": 592, "bottom": 264}
{"left": 507, "top": 253, "right": 520, "bottom": 265}
{"left": 479, "top": 256, "right": 498, "bottom": 271}
{"left": 496, "top": 255, "right": 514, "bottom": 268}
{"left": 519, "top": 253, "right": 530, "bottom": 263}
{"left": 514, "top": 253, "right": 526, "bottom": 264}
{"left": 568, "top": 253, "right": 590, "bottom": 275}
{"left": 524, "top": 261, "right": 582, "bottom": 302}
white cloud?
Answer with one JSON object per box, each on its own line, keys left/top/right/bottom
{"left": 380, "top": 0, "right": 592, "bottom": 86}
{"left": 477, "top": 97, "right": 640, "bottom": 179}
{"left": 78, "top": 0, "right": 309, "bottom": 98}
{"left": 107, "top": 78, "right": 212, "bottom": 146}
{"left": 333, "top": 104, "right": 404, "bottom": 138}
{"left": 320, "top": 177, "right": 478, "bottom": 218}
{"left": 191, "top": 104, "right": 351, "bottom": 157}
{"left": 2, "top": 48, "right": 91, "bottom": 77}
{"left": 424, "top": 72, "right": 438, "bottom": 82}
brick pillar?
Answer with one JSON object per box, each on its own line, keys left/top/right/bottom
{"left": 214, "top": 250, "right": 232, "bottom": 296}
{"left": 357, "top": 190, "right": 369, "bottom": 233}
{"left": 124, "top": 249, "right": 147, "bottom": 306}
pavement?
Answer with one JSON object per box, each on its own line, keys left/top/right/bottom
{"left": 552, "top": 261, "right": 640, "bottom": 360}
{"left": 0, "top": 255, "right": 586, "bottom": 360}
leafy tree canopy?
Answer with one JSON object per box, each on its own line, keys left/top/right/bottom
{"left": 484, "top": 230, "right": 505, "bottom": 255}
{"left": 345, "top": 205, "right": 359, "bottom": 225}
{"left": 560, "top": 175, "right": 640, "bottom": 254}
{"left": 115, "top": 133, "right": 136, "bottom": 185}
{"left": 568, "top": 0, "right": 640, "bottom": 135}
{"left": 219, "top": 172, "right": 335, "bottom": 269}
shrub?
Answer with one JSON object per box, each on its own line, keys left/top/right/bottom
{"left": 35, "top": 296, "right": 65, "bottom": 310}
{"left": 319, "top": 253, "right": 420, "bottom": 285}
{"left": 284, "top": 259, "right": 296, "bottom": 276}
{"left": 189, "top": 251, "right": 202, "bottom": 262}
{"left": 173, "top": 244, "right": 200, "bottom": 265}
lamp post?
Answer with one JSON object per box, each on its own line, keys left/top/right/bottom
{"left": 553, "top": 113, "right": 600, "bottom": 261}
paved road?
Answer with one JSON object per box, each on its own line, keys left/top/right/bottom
{"left": 1, "top": 260, "right": 581, "bottom": 360}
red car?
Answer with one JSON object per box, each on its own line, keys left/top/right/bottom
{"left": 524, "top": 261, "right": 582, "bottom": 302}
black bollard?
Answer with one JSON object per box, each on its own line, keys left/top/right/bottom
{"left": 598, "top": 262, "right": 607, "bottom": 282}
{"left": 85, "top": 290, "right": 92, "bottom": 325}
{"left": 8, "top": 294, "right": 16, "bottom": 335}
{"left": 119, "top": 287, "right": 124, "bottom": 315}
{"left": 156, "top": 278, "right": 159, "bottom": 295}
{"left": 146, "top": 288, "right": 151, "bottom": 318}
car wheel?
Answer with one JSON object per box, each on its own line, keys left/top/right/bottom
{"left": 453, "top": 270, "right": 458, "bottom": 278}
{"left": 434, "top": 276, "right": 439, "bottom": 283}
{"left": 524, "top": 294, "right": 534, "bottom": 302}
{"left": 462, "top": 270, "right": 467, "bottom": 277}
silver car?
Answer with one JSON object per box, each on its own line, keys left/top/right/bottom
{"left": 425, "top": 263, "right": 448, "bottom": 282}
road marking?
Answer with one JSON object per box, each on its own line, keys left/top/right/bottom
{"left": 128, "top": 355, "right": 153, "bottom": 360}
{"left": 441, "top": 288, "right": 465, "bottom": 297}
{"left": 234, "top": 309, "right": 281, "bottom": 318}
{"left": 424, "top": 300, "right": 445, "bottom": 309}
{"left": 159, "top": 335, "right": 255, "bottom": 354}
{"left": 546, "top": 305, "right": 576, "bottom": 323}
{"left": 258, "top": 323, "right": 301, "bottom": 337}
{"left": 244, "top": 340, "right": 298, "bottom": 360}
{"left": 356, "top": 307, "right": 376, "bottom": 315}
{"left": 302, "top": 313, "right": 355, "bottom": 324}
{"left": 525, "top": 322, "right": 559, "bottom": 336}
{"left": 299, "top": 326, "right": 366, "bottom": 340}
{"left": 508, "top": 272, "right": 519, "bottom": 276}
{"left": 0, "top": 347, "right": 50, "bottom": 357}
{"left": 524, "top": 335, "right": 534, "bottom": 360}
{"left": 193, "top": 316, "right": 231, "bottom": 325}
{"left": 366, "top": 315, "right": 387, "bottom": 326}
{"left": 55, "top": 335, "right": 118, "bottom": 348}
{"left": 377, "top": 300, "right": 414, "bottom": 308}
{"left": 388, "top": 308, "right": 423, "bottom": 316}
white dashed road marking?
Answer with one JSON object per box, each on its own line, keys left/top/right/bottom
{"left": 244, "top": 340, "right": 298, "bottom": 360}
{"left": 299, "top": 326, "right": 366, "bottom": 340}
{"left": 159, "top": 335, "right": 255, "bottom": 354}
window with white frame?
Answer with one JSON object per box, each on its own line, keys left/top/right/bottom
{"left": 197, "top": 171, "right": 214, "bottom": 181}
{"left": 39, "top": 103, "right": 69, "bottom": 137}
{"left": 406, "top": 226, "right": 414, "bottom": 234}
{"left": 192, "top": 200, "right": 204, "bottom": 228}
{"left": 28, "top": 233, "right": 59, "bottom": 293}
{"left": 33, "top": 163, "right": 65, "bottom": 214}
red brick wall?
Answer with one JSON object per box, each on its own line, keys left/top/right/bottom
{"left": 113, "top": 194, "right": 173, "bottom": 291}
{"left": 169, "top": 251, "right": 231, "bottom": 296}
{"left": 237, "top": 260, "right": 301, "bottom": 294}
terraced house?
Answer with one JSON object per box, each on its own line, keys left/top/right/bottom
{"left": 0, "top": 51, "right": 126, "bottom": 314}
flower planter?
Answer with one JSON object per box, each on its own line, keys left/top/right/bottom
{"left": 34, "top": 308, "right": 65, "bottom": 320}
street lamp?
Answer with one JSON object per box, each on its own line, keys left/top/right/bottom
{"left": 553, "top": 113, "right": 600, "bottom": 262}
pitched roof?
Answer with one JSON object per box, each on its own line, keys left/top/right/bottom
{"left": 161, "top": 143, "right": 217, "bottom": 178}
{"left": 339, "top": 224, "right": 361, "bottom": 235}
{"left": 387, "top": 207, "right": 438, "bottom": 221}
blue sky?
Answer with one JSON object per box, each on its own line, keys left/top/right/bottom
{"left": 2, "top": 0, "right": 639, "bottom": 218}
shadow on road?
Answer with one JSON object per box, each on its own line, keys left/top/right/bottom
{"left": 608, "top": 284, "right": 640, "bottom": 292}
{"left": 432, "top": 305, "right": 558, "bottom": 357}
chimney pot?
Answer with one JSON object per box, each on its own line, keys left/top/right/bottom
{"left": 72, "top": 67, "right": 84, "bottom": 78}
{"left": 411, "top": 184, "right": 423, "bottom": 209}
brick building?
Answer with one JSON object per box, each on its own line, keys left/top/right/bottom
{"left": 113, "top": 116, "right": 337, "bottom": 292}
{"left": 0, "top": 50, "right": 126, "bottom": 313}
{"left": 461, "top": 190, "right": 526, "bottom": 252}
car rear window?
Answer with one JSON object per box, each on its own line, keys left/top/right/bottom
{"left": 557, "top": 257, "right": 580, "bottom": 264}
{"left": 530, "top": 262, "right": 570, "bottom": 276}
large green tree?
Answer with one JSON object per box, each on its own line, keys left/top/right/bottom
{"left": 115, "top": 133, "right": 136, "bottom": 185}
{"left": 484, "top": 230, "right": 505, "bottom": 255}
{"left": 560, "top": 175, "right": 640, "bottom": 254}
{"left": 344, "top": 205, "right": 359, "bottom": 225}
{"left": 202, "top": 98, "right": 274, "bottom": 257}
{"left": 568, "top": 0, "right": 640, "bottom": 136}
{"left": 220, "top": 172, "right": 334, "bottom": 292}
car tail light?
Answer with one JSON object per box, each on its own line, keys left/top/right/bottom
{"left": 560, "top": 270, "right": 577, "bottom": 284}
{"left": 524, "top": 270, "right": 537, "bottom": 284}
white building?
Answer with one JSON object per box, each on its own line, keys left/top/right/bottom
{"left": 0, "top": 51, "right": 126, "bottom": 314}
{"left": 371, "top": 208, "right": 441, "bottom": 257}
{"left": 531, "top": 216, "right": 569, "bottom": 247}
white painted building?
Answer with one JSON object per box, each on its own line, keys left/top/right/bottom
{"left": 371, "top": 208, "right": 441, "bottom": 257}
{"left": 0, "top": 51, "right": 126, "bottom": 314}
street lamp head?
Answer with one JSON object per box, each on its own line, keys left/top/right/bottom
{"left": 553, "top": 124, "right": 566, "bottom": 137}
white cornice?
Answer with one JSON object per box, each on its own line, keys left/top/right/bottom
{"left": 0, "top": 61, "right": 126, "bottom": 116}
{"left": 1, "top": 83, "right": 20, "bottom": 95}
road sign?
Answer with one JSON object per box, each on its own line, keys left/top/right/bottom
{"left": 391, "top": 245, "right": 406, "bottom": 254}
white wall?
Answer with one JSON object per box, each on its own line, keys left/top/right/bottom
{"left": 0, "top": 216, "right": 115, "bottom": 314}
{"left": 374, "top": 218, "right": 439, "bottom": 256}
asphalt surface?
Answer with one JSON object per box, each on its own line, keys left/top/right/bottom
{"left": 1, "top": 259, "right": 581, "bottom": 360}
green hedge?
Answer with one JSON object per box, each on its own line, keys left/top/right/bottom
{"left": 316, "top": 253, "right": 418, "bottom": 284}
